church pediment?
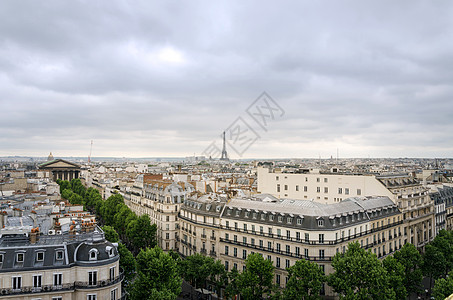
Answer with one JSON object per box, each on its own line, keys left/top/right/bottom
{"left": 39, "top": 159, "right": 81, "bottom": 169}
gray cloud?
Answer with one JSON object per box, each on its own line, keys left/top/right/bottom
{"left": 1, "top": 0, "right": 453, "bottom": 158}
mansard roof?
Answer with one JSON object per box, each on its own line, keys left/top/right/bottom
{"left": 222, "top": 195, "right": 400, "bottom": 230}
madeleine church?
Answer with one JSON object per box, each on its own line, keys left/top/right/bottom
{"left": 39, "top": 152, "right": 81, "bottom": 181}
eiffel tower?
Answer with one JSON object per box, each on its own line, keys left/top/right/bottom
{"left": 220, "top": 131, "right": 229, "bottom": 161}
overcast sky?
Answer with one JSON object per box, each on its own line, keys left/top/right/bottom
{"left": 1, "top": 1, "right": 453, "bottom": 159}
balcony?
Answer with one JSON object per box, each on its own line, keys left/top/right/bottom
{"left": 210, "top": 236, "right": 216, "bottom": 241}
{"left": 201, "top": 234, "right": 207, "bottom": 239}
{"left": 0, "top": 272, "right": 124, "bottom": 296}
{"left": 209, "top": 250, "right": 217, "bottom": 257}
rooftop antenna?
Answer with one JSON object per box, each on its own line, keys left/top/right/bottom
{"left": 220, "top": 131, "right": 229, "bottom": 161}
{"left": 88, "top": 140, "right": 93, "bottom": 163}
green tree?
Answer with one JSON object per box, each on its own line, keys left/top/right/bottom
{"left": 327, "top": 242, "right": 395, "bottom": 299}
{"left": 236, "top": 253, "right": 275, "bottom": 300}
{"left": 126, "top": 215, "right": 157, "bottom": 253}
{"left": 433, "top": 271, "right": 453, "bottom": 300}
{"left": 101, "top": 194, "right": 124, "bottom": 225}
{"left": 383, "top": 255, "right": 407, "bottom": 300}
{"left": 283, "top": 259, "right": 325, "bottom": 300}
{"left": 85, "top": 187, "right": 103, "bottom": 209}
{"left": 423, "top": 244, "right": 447, "bottom": 289}
{"left": 118, "top": 243, "right": 136, "bottom": 282}
{"left": 431, "top": 230, "right": 453, "bottom": 276}
{"left": 68, "top": 193, "right": 83, "bottom": 205}
{"left": 102, "top": 225, "right": 119, "bottom": 242}
{"left": 114, "top": 204, "right": 136, "bottom": 236}
{"left": 70, "top": 178, "right": 86, "bottom": 197}
{"left": 179, "top": 253, "right": 225, "bottom": 295}
{"left": 393, "top": 243, "right": 423, "bottom": 295}
{"left": 225, "top": 267, "right": 240, "bottom": 299}
{"left": 61, "top": 188, "right": 73, "bottom": 200}
{"left": 130, "top": 247, "right": 182, "bottom": 300}
{"left": 58, "top": 180, "right": 71, "bottom": 194}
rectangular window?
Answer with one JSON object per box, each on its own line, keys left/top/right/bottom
{"left": 54, "top": 273, "right": 62, "bottom": 286}
{"left": 33, "top": 275, "right": 42, "bottom": 288}
{"left": 234, "top": 248, "right": 237, "bottom": 257}
{"left": 87, "top": 295, "right": 97, "bottom": 300}
{"left": 268, "top": 241, "right": 272, "bottom": 250}
{"left": 0, "top": 254, "right": 3, "bottom": 263}
{"left": 286, "top": 259, "right": 290, "bottom": 268}
{"left": 304, "top": 248, "right": 309, "bottom": 258}
{"left": 17, "top": 253, "right": 24, "bottom": 263}
{"left": 317, "top": 187, "right": 320, "bottom": 193}
{"left": 286, "top": 245, "right": 290, "bottom": 254}
{"left": 259, "top": 240, "right": 263, "bottom": 248}
{"left": 88, "top": 271, "right": 97, "bottom": 286}
{"left": 284, "top": 185, "right": 288, "bottom": 191}
{"left": 319, "top": 249, "right": 325, "bottom": 259}
{"left": 243, "top": 249, "right": 247, "bottom": 259}
{"left": 345, "top": 188, "right": 349, "bottom": 195}
{"left": 286, "top": 230, "right": 290, "bottom": 238}
{"left": 251, "top": 238, "right": 255, "bottom": 246}
{"left": 111, "top": 288, "right": 118, "bottom": 300}
{"left": 338, "top": 188, "right": 342, "bottom": 194}
{"left": 225, "top": 246, "right": 229, "bottom": 255}
{"left": 110, "top": 266, "right": 116, "bottom": 281}
{"left": 319, "top": 234, "right": 324, "bottom": 243}
{"left": 12, "top": 276, "right": 22, "bottom": 290}
{"left": 243, "top": 237, "right": 247, "bottom": 244}
{"left": 295, "top": 247, "right": 300, "bottom": 256}
{"left": 324, "top": 187, "right": 328, "bottom": 193}
{"left": 305, "top": 233, "right": 309, "bottom": 243}
{"left": 304, "top": 186, "right": 308, "bottom": 192}
{"left": 277, "top": 184, "right": 280, "bottom": 192}
{"left": 276, "top": 243, "right": 281, "bottom": 252}
{"left": 36, "top": 252, "right": 44, "bottom": 262}
{"left": 324, "top": 178, "right": 328, "bottom": 183}
{"left": 296, "top": 185, "right": 299, "bottom": 191}
{"left": 296, "top": 232, "right": 301, "bottom": 240}
{"left": 357, "top": 189, "right": 361, "bottom": 196}
{"left": 276, "top": 257, "right": 280, "bottom": 268}
{"left": 276, "top": 274, "right": 281, "bottom": 285}
{"left": 277, "top": 229, "right": 281, "bottom": 237}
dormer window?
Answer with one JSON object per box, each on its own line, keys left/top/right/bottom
{"left": 36, "top": 252, "right": 44, "bottom": 262}
{"left": 0, "top": 254, "right": 3, "bottom": 263}
{"left": 317, "top": 219, "right": 324, "bottom": 227}
{"left": 17, "top": 253, "right": 24, "bottom": 263}
{"left": 56, "top": 250, "right": 64, "bottom": 260}
{"left": 106, "top": 246, "right": 115, "bottom": 257}
{"left": 89, "top": 249, "right": 99, "bottom": 261}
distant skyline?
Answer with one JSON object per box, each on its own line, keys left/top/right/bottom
{"left": 1, "top": 1, "right": 453, "bottom": 159}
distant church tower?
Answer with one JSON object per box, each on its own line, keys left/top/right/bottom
{"left": 220, "top": 131, "right": 229, "bottom": 161}
{"left": 47, "top": 152, "right": 54, "bottom": 161}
